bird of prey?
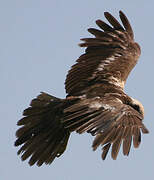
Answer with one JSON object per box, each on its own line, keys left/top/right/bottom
{"left": 15, "top": 11, "right": 149, "bottom": 166}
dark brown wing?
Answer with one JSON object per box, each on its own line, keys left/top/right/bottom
{"left": 65, "top": 11, "right": 141, "bottom": 96}
{"left": 63, "top": 94, "right": 149, "bottom": 160}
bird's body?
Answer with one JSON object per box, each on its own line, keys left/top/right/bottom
{"left": 15, "top": 11, "right": 149, "bottom": 166}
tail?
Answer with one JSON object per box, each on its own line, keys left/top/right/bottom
{"left": 15, "top": 92, "right": 70, "bottom": 166}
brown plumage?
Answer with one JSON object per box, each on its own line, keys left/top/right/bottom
{"left": 15, "top": 11, "right": 149, "bottom": 166}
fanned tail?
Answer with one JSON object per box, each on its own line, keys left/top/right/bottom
{"left": 15, "top": 92, "right": 70, "bottom": 166}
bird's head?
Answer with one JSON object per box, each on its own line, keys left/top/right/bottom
{"left": 130, "top": 97, "right": 144, "bottom": 117}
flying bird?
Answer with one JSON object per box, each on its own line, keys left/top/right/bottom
{"left": 15, "top": 11, "right": 149, "bottom": 166}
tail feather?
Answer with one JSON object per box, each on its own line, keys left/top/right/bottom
{"left": 15, "top": 92, "right": 70, "bottom": 166}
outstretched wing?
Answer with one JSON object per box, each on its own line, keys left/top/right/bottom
{"left": 65, "top": 11, "right": 141, "bottom": 96}
{"left": 63, "top": 95, "right": 149, "bottom": 160}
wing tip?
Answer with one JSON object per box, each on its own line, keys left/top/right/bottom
{"left": 119, "top": 10, "right": 124, "bottom": 16}
{"left": 104, "top": 11, "right": 110, "bottom": 16}
{"left": 119, "top": 10, "right": 134, "bottom": 39}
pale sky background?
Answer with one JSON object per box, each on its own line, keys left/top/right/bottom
{"left": 1, "top": 0, "right": 154, "bottom": 180}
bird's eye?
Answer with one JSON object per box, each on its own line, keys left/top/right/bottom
{"left": 132, "top": 104, "right": 140, "bottom": 113}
